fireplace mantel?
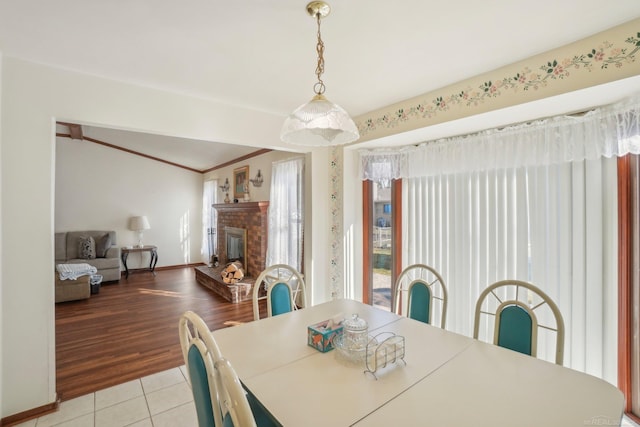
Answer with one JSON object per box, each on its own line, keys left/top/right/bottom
{"left": 213, "top": 201, "right": 269, "bottom": 278}
{"left": 213, "top": 201, "right": 269, "bottom": 213}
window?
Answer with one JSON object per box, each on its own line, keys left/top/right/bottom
{"left": 266, "top": 157, "right": 305, "bottom": 272}
{"left": 202, "top": 179, "right": 218, "bottom": 264}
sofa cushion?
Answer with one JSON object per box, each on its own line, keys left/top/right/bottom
{"left": 78, "top": 236, "right": 96, "bottom": 259}
{"left": 95, "top": 233, "right": 112, "bottom": 258}
{"left": 66, "top": 231, "right": 116, "bottom": 259}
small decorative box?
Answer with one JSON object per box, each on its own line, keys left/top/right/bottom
{"left": 307, "top": 319, "right": 343, "bottom": 353}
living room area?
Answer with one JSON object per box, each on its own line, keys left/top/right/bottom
{"left": 54, "top": 123, "right": 299, "bottom": 273}
{"left": 53, "top": 123, "right": 304, "bottom": 398}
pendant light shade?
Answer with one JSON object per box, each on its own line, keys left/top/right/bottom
{"left": 281, "top": 94, "right": 359, "bottom": 146}
{"left": 280, "top": 2, "right": 359, "bottom": 146}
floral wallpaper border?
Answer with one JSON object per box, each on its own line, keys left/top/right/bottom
{"left": 356, "top": 26, "right": 640, "bottom": 139}
{"left": 329, "top": 146, "right": 342, "bottom": 299}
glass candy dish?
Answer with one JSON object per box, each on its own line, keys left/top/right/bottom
{"left": 333, "top": 313, "right": 377, "bottom": 365}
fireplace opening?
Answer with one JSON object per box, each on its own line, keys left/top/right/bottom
{"left": 225, "top": 226, "right": 247, "bottom": 266}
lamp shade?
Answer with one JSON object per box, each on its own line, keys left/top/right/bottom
{"left": 280, "top": 94, "right": 360, "bottom": 146}
{"left": 129, "top": 216, "right": 150, "bottom": 231}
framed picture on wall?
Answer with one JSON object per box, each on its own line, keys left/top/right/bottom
{"left": 233, "top": 166, "right": 249, "bottom": 199}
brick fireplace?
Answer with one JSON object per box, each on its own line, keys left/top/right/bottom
{"left": 213, "top": 201, "right": 269, "bottom": 278}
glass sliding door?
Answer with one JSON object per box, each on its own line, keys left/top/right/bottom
{"left": 363, "top": 179, "right": 401, "bottom": 311}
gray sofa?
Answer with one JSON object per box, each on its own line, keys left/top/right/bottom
{"left": 55, "top": 230, "right": 121, "bottom": 282}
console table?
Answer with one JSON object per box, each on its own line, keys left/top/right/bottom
{"left": 121, "top": 245, "right": 158, "bottom": 279}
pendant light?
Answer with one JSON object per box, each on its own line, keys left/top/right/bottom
{"left": 280, "top": 1, "right": 359, "bottom": 146}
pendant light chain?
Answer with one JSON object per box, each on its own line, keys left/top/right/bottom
{"left": 313, "top": 13, "right": 326, "bottom": 95}
{"left": 280, "top": 1, "right": 360, "bottom": 146}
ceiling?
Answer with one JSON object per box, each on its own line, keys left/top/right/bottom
{"left": 3, "top": 1, "right": 640, "bottom": 170}
{"left": 55, "top": 123, "right": 263, "bottom": 172}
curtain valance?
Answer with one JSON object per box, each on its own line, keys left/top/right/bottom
{"left": 360, "top": 94, "right": 640, "bottom": 180}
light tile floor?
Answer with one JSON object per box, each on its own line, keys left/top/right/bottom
{"left": 13, "top": 366, "right": 198, "bottom": 427}
{"left": 12, "top": 365, "right": 640, "bottom": 427}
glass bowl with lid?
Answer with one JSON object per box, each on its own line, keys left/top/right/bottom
{"left": 342, "top": 313, "right": 369, "bottom": 349}
{"left": 334, "top": 313, "right": 376, "bottom": 364}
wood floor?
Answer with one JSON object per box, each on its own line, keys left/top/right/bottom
{"left": 55, "top": 266, "right": 256, "bottom": 401}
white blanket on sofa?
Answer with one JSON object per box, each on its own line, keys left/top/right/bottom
{"left": 56, "top": 263, "right": 97, "bottom": 280}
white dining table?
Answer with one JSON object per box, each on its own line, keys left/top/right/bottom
{"left": 211, "top": 299, "right": 624, "bottom": 427}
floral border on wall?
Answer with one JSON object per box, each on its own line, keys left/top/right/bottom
{"left": 329, "top": 146, "right": 342, "bottom": 299}
{"left": 356, "top": 30, "right": 640, "bottom": 138}
{"left": 330, "top": 23, "right": 640, "bottom": 296}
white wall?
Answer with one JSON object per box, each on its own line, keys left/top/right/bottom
{"left": 307, "top": 147, "right": 332, "bottom": 304}
{"left": 0, "top": 57, "right": 333, "bottom": 419}
{"left": 343, "top": 147, "right": 364, "bottom": 302}
{"left": 55, "top": 137, "right": 203, "bottom": 268}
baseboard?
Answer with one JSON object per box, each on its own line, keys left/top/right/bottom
{"left": 118, "top": 262, "right": 205, "bottom": 277}
{"left": 1, "top": 397, "right": 59, "bottom": 427}
{"left": 155, "top": 262, "right": 205, "bottom": 271}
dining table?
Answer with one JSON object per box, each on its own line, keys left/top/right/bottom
{"left": 210, "top": 299, "right": 624, "bottom": 426}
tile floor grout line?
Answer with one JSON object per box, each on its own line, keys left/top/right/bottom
{"left": 143, "top": 379, "right": 153, "bottom": 427}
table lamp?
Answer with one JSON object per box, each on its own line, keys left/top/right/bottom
{"left": 129, "top": 216, "right": 150, "bottom": 248}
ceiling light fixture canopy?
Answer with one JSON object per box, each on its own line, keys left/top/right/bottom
{"left": 280, "top": 1, "right": 359, "bottom": 147}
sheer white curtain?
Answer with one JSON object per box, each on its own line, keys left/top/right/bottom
{"left": 266, "top": 157, "right": 305, "bottom": 271}
{"left": 361, "top": 94, "right": 640, "bottom": 384}
{"left": 201, "top": 179, "right": 218, "bottom": 264}
{"left": 361, "top": 94, "right": 640, "bottom": 180}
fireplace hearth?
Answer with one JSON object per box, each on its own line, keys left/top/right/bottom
{"left": 194, "top": 265, "right": 253, "bottom": 303}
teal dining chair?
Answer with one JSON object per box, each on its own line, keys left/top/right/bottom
{"left": 473, "top": 280, "right": 565, "bottom": 365}
{"left": 393, "top": 264, "right": 448, "bottom": 328}
{"left": 252, "top": 264, "right": 307, "bottom": 321}
{"left": 178, "top": 311, "right": 278, "bottom": 427}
